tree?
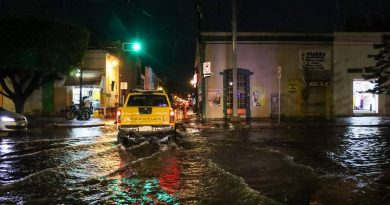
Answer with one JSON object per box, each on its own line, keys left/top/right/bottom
{"left": 362, "top": 34, "right": 390, "bottom": 95}
{"left": 0, "top": 18, "right": 90, "bottom": 113}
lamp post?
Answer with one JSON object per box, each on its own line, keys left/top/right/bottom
{"left": 76, "top": 67, "right": 83, "bottom": 108}
{"left": 76, "top": 67, "right": 83, "bottom": 107}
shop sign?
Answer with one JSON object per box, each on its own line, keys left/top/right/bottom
{"left": 308, "top": 81, "right": 331, "bottom": 86}
{"left": 300, "top": 50, "right": 331, "bottom": 70}
{"left": 288, "top": 81, "right": 297, "bottom": 92}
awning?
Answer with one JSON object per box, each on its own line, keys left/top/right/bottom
{"left": 63, "top": 75, "right": 103, "bottom": 87}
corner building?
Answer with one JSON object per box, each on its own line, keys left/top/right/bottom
{"left": 199, "top": 32, "right": 390, "bottom": 120}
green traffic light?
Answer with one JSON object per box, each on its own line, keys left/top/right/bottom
{"left": 122, "top": 42, "right": 142, "bottom": 52}
{"left": 132, "top": 42, "right": 141, "bottom": 51}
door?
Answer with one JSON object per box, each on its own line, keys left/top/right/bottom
{"left": 223, "top": 68, "right": 251, "bottom": 119}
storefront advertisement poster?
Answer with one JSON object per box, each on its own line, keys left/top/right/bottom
{"left": 208, "top": 89, "right": 221, "bottom": 107}
{"left": 252, "top": 87, "right": 265, "bottom": 107}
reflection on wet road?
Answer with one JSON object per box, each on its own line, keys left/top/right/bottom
{"left": 0, "top": 117, "right": 389, "bottom": 204}
{"left": 196, "top": 120, "right": 390, "bottom": 205}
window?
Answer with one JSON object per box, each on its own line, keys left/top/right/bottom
{"left": 127, "top": 95, "right": 168, "bottom": 107}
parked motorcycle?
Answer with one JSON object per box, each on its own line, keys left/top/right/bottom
{"left": 65, "top": 103, "right": 91, "bottom": 121}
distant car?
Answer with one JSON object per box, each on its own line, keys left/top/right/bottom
{"left": 117, "top": 89, "right": 176, "bottom": 145}
{"left": 0, "top": 107, "right": 28, "bottom": 132}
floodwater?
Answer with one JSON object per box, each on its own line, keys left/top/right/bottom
{"left": 0, "top": 117, "right": 389, "bottom": 204}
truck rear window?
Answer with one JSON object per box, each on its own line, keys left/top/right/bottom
{"left": 127, "top": 95, "right": 169, "bottom": 107}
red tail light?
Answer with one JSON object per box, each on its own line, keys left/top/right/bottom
{"left": 170, "top": 109, "right": 175, "bottom": 123}
{"left": 117, "top": 110, "right": 121, "bottom": 124}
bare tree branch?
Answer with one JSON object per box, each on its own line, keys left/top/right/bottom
{"left": 0, "top": 77, "right": 15, "bottom": 100}
{"left": 0, "top": 90, "right": 11, "bottom": 99}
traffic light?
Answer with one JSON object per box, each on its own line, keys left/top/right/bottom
{"left": 122, "top": 42, "right": 142, "bottom": 52}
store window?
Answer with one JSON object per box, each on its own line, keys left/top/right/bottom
{"left": 353, "top": 80, "right": 378, "bottom": 114}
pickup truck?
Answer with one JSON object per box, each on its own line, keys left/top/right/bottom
{"left": 116, "top": 89, "right": 176, "bottom": 145}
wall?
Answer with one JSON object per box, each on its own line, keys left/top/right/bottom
{"left": 333, "top": 32, "right": 386, "bottom": 116}
{"left": 105, "top": 53, "right": 120, "bottom": 107}
{"left": 204, "top": 34, "right": 333, "bottom": 119}
{"left": 204, "top": 44, "right": 229, "bottom": 119}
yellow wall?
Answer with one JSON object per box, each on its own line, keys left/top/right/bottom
{"left": 105, "top": 53, "right": 120, "bottom": 107}
{"left": 0, "top": 84, "right": 16, "bottom": 111}
{"left": 0, "top": 86, "right": 2, "bottom": 107}
{"left": 0, "top": 86, "right": 3, "bottom": 107}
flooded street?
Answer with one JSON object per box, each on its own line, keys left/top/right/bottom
{"left": 0, "top": 118, "right": 389, "bottom": 204}
{"left": 198, "top": 125, "right": 390, "bottom": 204}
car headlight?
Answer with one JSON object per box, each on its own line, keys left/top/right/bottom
{"left": 1, "top": 116, "right": 15, "bottom": 122}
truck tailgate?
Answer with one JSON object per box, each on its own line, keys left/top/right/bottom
{"left": 121, "top": 107, "right": 171, "bottom": 125}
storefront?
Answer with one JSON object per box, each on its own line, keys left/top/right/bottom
{"left": 64, "top": 50, "right": 120, "bottom": 117}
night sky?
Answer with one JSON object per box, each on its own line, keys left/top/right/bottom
{"left": 1, "top": 0, "right": 389, "bottom": 94}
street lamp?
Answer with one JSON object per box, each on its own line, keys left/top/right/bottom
{"left": 76, "top": 67, "right": 83, "bottom": 107}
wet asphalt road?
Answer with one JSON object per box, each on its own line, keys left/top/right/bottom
{"left": 0, "top": 117, "right": 389, "bottom": 204}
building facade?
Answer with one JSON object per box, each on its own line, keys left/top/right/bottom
{"left": 64, "top": 49, "right": 120, "bottom": 116}
{"left": 1, "top": 49, "right": 168, "bottom": 117}
{"left": 198, "top": 32, "right": 390, "bottom": 120}
{"left": 1, "top": 49, "right": 121, "bottom": 117}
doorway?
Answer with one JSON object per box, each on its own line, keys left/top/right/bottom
{"left": 223, "top": 68, "right": 251, "bottom": 119}
{"left": 352, "top": 80, "right": 378, "bottom": 114}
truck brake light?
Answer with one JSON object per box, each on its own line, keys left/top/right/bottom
{"left": 117, "top": 110, "right": 121, "bottom": 124}
{"left": 170, "top": 109, "right": 175, "bottom": 123}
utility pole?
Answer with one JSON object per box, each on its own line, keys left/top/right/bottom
{"left": 196, "top": 0, "right": 204, "bottom": 122}
{"left": 232, "top": 0, "right": 238, "bottom": 119}
{"left": 278, "top": 66, "right": 281, "bottom": 124}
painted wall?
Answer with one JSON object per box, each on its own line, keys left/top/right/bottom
{"left": 104, "top": 53, "right": 120, "bottom": 107}
{"left": 202, "top": 32, "right": 390, "bottom": 119}
{"left": 204, "top": 44, "right": 228, "bottom": 119}
{"left": 204, "top": 38, "right": 333, "bottom": 118}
